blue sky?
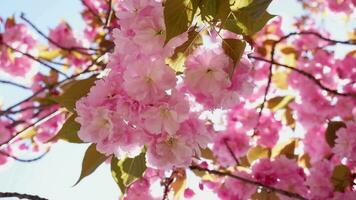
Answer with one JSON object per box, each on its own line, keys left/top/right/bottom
{"left": 0, "top": 0, "right": 354, "bottom": 200}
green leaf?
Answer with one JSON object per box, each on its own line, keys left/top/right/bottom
{"left": 50, "top": 114, "right": 83, "bottom": 143}
{"left": 74, "top": 144, "right": 108, "bottom": 186}
{"left": 233, "top": 0, "right": 275, "bottom": 35}
{"left": 222, "top": 38, "right": 246, "bottom": 66}
{"left": 111, "top": 157, "right": 126, "bottom": 193}
{"left": 199, "top": 0, "right": 218, "bottom": 21}
{"left": 331, "top": 164, "right": 352, "bottom": 192}
{"left": 53, "top": 77, "right": 97, "bottom": 113}
{"left": 325, "top": 121, "right": 346, "bottom": 148}
{"left": 122, "top": 152, "right": 147, "bottom": 178}
{"left": 247, "top": 145, "right": 270, "bottom": 164}
{"left": 111, "top": 152, "right": 147, "bottom": 194}
{"left": 164, "top": 0, "right": 196, "bottom": 44}
{"left": 200, "top": 147, "right": 216, "bottom": 161}
{"left": 267, "top": 96, "right": 294, "bottom": 111}
{"left": 272, "top": 139, "right": 297, "bottom": 159}
{"left": 167, "top": 27, "right": 203, "bottom": 72}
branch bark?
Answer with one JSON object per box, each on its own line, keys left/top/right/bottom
{"left": 0, "top": 192, "right": 48, "bottom": 200}
{"left": 189, "top": 165, "right": 308, "bottom": 200}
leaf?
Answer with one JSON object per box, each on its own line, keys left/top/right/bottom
{"left": 164, "top": 0, "right": 196, "bottom": 44}
{"left": 200, "top": 147, "right": 216, "bottom": 161}
{"left": 111, "top": 152, "right": 147, "bottom": 194}
{"left": 247, "top": 145, "right": 270, "bottom": 164}
{"left": 222, "top": 38, "right": 246, "bottom": 66}
{"left": 230, "top": 0, "right": 275, "bottom": 35}
{"left": 252, "top": 189, "right": 280, "bottom": 200}
{"left": 111, "top": 157, "right": 126, "bottom": 193}
{"left": 271, "top": 139, "right": 297, "bottom": 159}
{"left": 171, "top": 170, "right": 187, "bottom": 200}
{"left": 38, "top": 49, "right": 61, "bottom": 60}
{"left": 298, "top": 153, "right": 311, "bottom": 169}
{"left": 74, "top": 144, "right": 108, "bottom": 186}
{"left": 267, "top": 96, "right": 294, "bottom": 111}
{"left": 325, "top": 121, "right": 346, "bottom": 148}
{"left": 167, "top": 28, "right": 203, "bottom": 72}
{"left": 272, "top": 71, "right": 289, "bottom": 89}
{"left": 283, "top": 106, "right": 295, "bottom": 128}
{"left": 50, "top": 114, "right": 83, "bottom": 143}
{"left": 199, "top": 0, "right": 218, "bottom": 21}
{"left": 122, "top": 152, "right": 147, "bottom": 179}
{"left": 53, "top": 77, "right": 97, "bottom": 113}
{"left": 331, "top": 164, "right": 352, "bottom": 192}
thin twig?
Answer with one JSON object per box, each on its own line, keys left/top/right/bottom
{"left": 189, "top": 165, "right": 308, "bottom": 200}
{"left": 255, "top": 31, "right": 355, "bottom": 122}
{"left": 0, "top": 148, "right": 50, "bottom": 163}
{"left": 20, "top": 13, "right": 98, "bottom": 55}
{"left": 0, "top": 110, "right": 60, "bottom": 147}
{"left": 248, "top": 55, "right": 356, "bottom": 98}
{"left": 0, "top": 192, "right": 48, "bottom": 200}
{"left": 81, "top": 0, "right": 105, "bottom": 25}
{"left": 104, "top": 0, "right": 113, "bottom": 29}
{"left": 0, "top": 50, "right": 107, "bottom": 118}
{"left": 2, "top": 42, "right": 69, "bottom": 78}
{"left": 0, "top": 80, "right": 30, "bottom": 90}
{"left": 223, "top": 139, "right": 240, "bottom": 165}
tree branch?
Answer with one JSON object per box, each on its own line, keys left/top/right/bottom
{"left": 104, "top": 0, "right": 113, "bottom": 29}
{"left": 223, "top": 139, "right": 239, "bottom": 165}
{"left": 189, "top": 165, "right": 308, "bottom": 200}
{"left": 248, "top": 55, "right": 356, "bottom": 98}
{"left": 81, "top": 0, "right": 105, "bottom": 25}
{"left": 20, "top": 13, "right": 98, "bottom": 55}
{"left": 0, "top": 80, "right": 30, "bottom": 90}
{"left": 0, "top": 49, "right": 107, "bottom": 118}
{"left": 2, "top": 42, "right": 69, "bottom": 78}
{"left": 0, "top": 192, "right": 48, "bottom": 200}
{"left": 255, "top": 31, "right": 356, "bottom": 126}
{"left": 0, "top": 148, "right": 50, "bottom": 163}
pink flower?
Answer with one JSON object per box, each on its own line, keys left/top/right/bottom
{"left": 204, "top": 171, "right": 256, "bottom": 200}
{"left": 124, "top": 178, "right": 159, "bottom": 200}
{"left": 255, "top": 112, "right": 281, "bottom": 148}
{"left": 0, "top": 22, "right": 36, "bottom": 76}
{"left": 185, "top": 48, "right": 231, "bottom": 108}
{"left": 213, "top": 128, "right": 250, "bottom": 167}
{"left": 146, "top": 135, "right": 192, "bottom": 169}
{"left": 333, "top": 122, "right": 356, "bottom": 162}
{"left": 306, "top": 160, "right": 334, "bottom": 200}
{"left": 304, "top": 126, "right": 332, "bottom": 163}
{"left": 49, "top": 22, "right": 82, "bottom": 49}
{"left": 141, "top": 92, "right": 189, "bottom": 135}
{"left": 252, "top": 157, "right": 307, "bottom": 199}
{"left": 227, "top": 103, "right": 259, "bottom": 132}
{"left": 123, "top": 59, "right": 176, "bottom": 103}
{"left": 184, "top": 188, "right": 195, "bottom": 199}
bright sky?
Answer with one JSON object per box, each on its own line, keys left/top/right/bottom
{"left": 0, "top": 0, "right": 354, "bottom": 200}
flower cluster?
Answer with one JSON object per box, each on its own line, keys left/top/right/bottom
{"left": 0, "top": 19, "right": 37, "bottom": 76}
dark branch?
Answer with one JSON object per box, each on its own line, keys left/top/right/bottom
{"left": 0, "top": 80, "right": 30, "bottom": 90}
{"left": 189, "top": 165, "right": 308, "bottom": 200}
{"left": 81, "top": 0, "right": 105, "bottom": 25}
{"left": 104, "top": 0, "right": 113, "bottom": 29}
{"left": 2, "top": 42, "right": 69, "bottom": 78}
{"left": 0, "top": 192, "right": 48, "bottom": 200}
{"left": 0, "top": 148, "right": 50, "bottom": 163}
{"left": 248, "top": 56, "right": 356, "bottom": 98}
{"left": 20, "top": 13, "right": 98, "bottom": 55}
{"left": 254, "top": 31, "right": 356, "bottom": 128}
{"left": 0, "top": 110, "right": 59, "bottom": 147}
{"left": 223, "top": 139, "right": 240, "bottom": 165}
